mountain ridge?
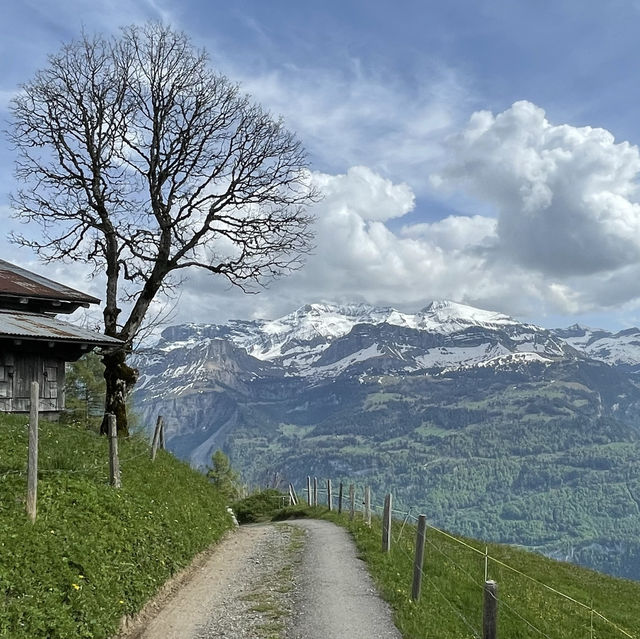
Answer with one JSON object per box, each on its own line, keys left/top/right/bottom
{"left": 142, "top": 299, "right": 591, "bottom": 382}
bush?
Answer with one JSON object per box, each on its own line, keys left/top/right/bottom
{"left": 232, "top": 489, "right": 288, "bottom": 523}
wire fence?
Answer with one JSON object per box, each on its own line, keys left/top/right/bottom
{"left": 0, "top": 425, "right": 153, "bottom": 479}
{"left": 302, "top": 477, "right": 637, "bottom": 639}
{"left": 3, "top": 392, "right": 168, "bottom": 523}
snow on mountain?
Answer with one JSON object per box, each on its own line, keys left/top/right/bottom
{"left": 553, "top": 324, "right": 640, "bottom": 369}
{"left": 244, "top": 303, "right": 391, "bottom": 359}
{"left": 250, "top": 301, "right": 520, "bottom": 350}
{"left": 418, "top": 300, "right": 519, "bottom": 332}
{"left": 139, "top": 300, "right": 579, "bottom": 388}
{"left": 228, "top": 300, "right": 537, "bottom": 367}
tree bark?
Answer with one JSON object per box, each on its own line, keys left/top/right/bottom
{"left": 100, "top": 349, "right": 138, "bottom": 435}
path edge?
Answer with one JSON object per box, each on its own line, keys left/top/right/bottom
{"left": 114, "top": 528, "right": 239, "bottom": 639}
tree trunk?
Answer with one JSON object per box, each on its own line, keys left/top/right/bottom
{"left": 100, "top": 349, "right": 138, "bottom": 436}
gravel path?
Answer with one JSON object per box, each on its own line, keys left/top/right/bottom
{"left": 118, "top": 519, "right": 401, "bottom": 639}
{"left": 286, "top": 519, "right": 402, "bottom": 639}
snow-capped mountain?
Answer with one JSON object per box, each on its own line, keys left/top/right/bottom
{"left": 132, "top": 301, "right": 640, "bottom": 583}
{"left": 141, "top": 300, "right": 578, "bottom": 390}
{"left": 132, "top": 299, "right": 640, "bottom": 468}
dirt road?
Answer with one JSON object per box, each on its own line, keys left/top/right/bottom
{"left": 118, "top": 519, "right": 401, "bottom": 639}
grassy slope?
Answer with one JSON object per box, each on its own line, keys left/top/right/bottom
{"left": 319, "top": 510, "right": 640, "bottom": 639}
{"left": 270, "top": 499, "right": 640, "bottom": 638}
{"left": 0, "top": 413, "right": 233, "bottom": 639}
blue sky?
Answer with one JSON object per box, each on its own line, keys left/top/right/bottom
{"left": 3, "top": 1, "right": 640, "bottom": 330}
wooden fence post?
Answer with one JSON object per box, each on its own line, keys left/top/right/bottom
{"left": 108, "top": 414, "right": 121, "bottom": 488}
{"left": 289, "top": 482, "right": 298, "bottom": 505}
{"left": 349, "top": 484, "right": 355, "bottom": 520}
{"left": 313, "top": 476, "right": 318, "bottom": 507}
{"left": 338, "top": 482, "right": 343, "bottom": 514}
{"left": 364, "top": 485, "right": 371, "bottom": 526}
{"left": 327, "top": 479, "right": 332, "bottom": 510}
{"left": 483, "top": 580, "right": 498, "bottom": 639}
{"left": 307, "top": 476, "right": 312, "bottom": 506}
{"left": 26, "top": 381, "right": 39, "bottom": 523}
{"left": 159, "top": 417, "right": 165, "bottom": 450}
{"left": 151, "top": 415, "right": 163, "bottom": 460}
{"left": 382, "top": 493, "right": 392, "bottom": 552}
{"left": 412, "top": 514, "right": 427, "bottom": 600}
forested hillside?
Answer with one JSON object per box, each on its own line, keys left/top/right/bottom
{"left": 221, "top": 363, "right": 640, "bottom": 578}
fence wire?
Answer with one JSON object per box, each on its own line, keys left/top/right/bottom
{"left": 390, "top": 515, "right": 483, "bottom": 638}
{"left": 312, "top": 484, "right": 637, "bottom": 639}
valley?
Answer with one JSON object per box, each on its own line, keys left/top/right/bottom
{"left": 133, "top": 301, "right": 640, "bottom": 580}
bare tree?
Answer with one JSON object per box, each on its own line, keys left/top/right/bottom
{"left": 9, "top": 23, "right": 316, "bottom": 434}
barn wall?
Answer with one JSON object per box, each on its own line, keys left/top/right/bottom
{"left": 0, "top": 350, "right": 65, "bottom": 413}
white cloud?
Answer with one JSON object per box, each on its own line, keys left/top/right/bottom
{"left": 169, "top": 137, "right": 640, "bottom": 329}
{"left": 7, "top": 152, "right": 640, "bottom": 334}
{"left": 171, "top": 167, "right": 543, "bottom": 324}
{"left": 314, "top": 167, "right": 414, "bottom": 221}
{"left": 402, "top": 215, "right": 497, "bottom": 252}
{"left": 222, "top": 61, "right": 469, "bottom": 192}
{"left": 8, "top": 34, "right": 640, "bottom": 333}
{"left": 435, "top": 100, "right": 640, "bottom": 276}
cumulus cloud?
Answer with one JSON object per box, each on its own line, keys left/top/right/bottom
{"left": 402, "top": 215, "right": 497, "bottom": 252}
{"left": 435, "top": 100, "right": 640, "bottom": 276}
{"left": 9, "top": 78, "right": 640, "bottom": 330}
{"left": 172, "top": 119, "right": 640, "bottom": 328}
{"left": 314, "top": 167, "right": 414, "bottom": 221}
{"left": 8, "top": 153, "right": 640, "bottom": 332}
{"left": 173, "top": 166, "right": 551, "bottom": 325}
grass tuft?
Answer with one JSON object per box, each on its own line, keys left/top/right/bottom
{"left": 232, "top": 489, "right": 290, "bottom": 523}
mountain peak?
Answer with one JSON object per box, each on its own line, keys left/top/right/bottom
{"left": 420, "top": 299, "right": 518, "bottom": 328}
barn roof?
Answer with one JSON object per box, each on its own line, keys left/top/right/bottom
{"left": 0, "top": 310, "right": 121, "bottom": 347}
{"left": 0, "top": 259, "right": 100, "bottom": 312}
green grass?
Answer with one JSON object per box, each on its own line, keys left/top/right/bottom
{"left": 232, "top": 489, "right": 291, "bottom": 523}
{"left": 318, "top": 510, "right": 640, "bottom": 639}
{"left": 252, "top": 497, "right": 640, "bottom": 639}
{"left": 6, "top": 402, "right": 640, "bottom": 639}
{"left": 0, "top": 413, "right": 233, "bottom": 639}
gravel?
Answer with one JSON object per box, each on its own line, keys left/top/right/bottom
{"left": 286, "top": 519, "right": 402, "bottom": 639}
{"left": 118, "top": 520, "right": 401, "bottom": 639}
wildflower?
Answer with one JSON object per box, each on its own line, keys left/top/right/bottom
{"left": 72, "top": 583, "right": 80, "bottom": 591}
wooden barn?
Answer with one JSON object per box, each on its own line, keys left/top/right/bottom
{"left": 0, "top": 259, "right": 121, "bottom": 416}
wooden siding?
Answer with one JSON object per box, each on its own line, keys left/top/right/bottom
{"left": 0, "top": 351, "right": 65, "bottom": 413}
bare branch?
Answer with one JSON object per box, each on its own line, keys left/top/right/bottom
{"left": 8, "top": 22, "right": 318, "bottom": 433}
